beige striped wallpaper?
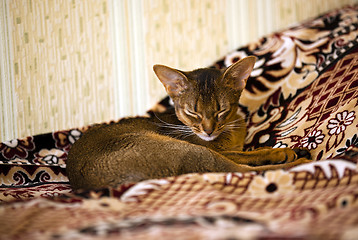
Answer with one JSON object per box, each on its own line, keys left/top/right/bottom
{"left": 1, "top": 0, "right": 357, "bottom": 141}
{"left": 1, "top": 0, "right": 114, "bottom": 141}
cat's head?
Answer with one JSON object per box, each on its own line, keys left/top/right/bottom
{"left": 153, "top": 56, "right": 256, "bottom": 141}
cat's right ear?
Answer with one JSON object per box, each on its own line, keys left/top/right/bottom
{"left": 222, "top": 56, "right": 257, "bottom": 91}
{"left": 153, "top": 65, "right": 189, "bottom": 98}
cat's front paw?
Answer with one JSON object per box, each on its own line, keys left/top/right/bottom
{"left": 274, "top": 147, "right": 311, "bottom": 164}
{"left": 292, "top": 147, "right": 311, "bottom": 160}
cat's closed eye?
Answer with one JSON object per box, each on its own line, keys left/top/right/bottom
{"left": 216, "top": 109, "right": 229, "bottom": 120}
{"left": 184, "top": 108, "right": 202, "bottom": 120}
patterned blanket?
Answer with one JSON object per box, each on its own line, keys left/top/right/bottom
{"left": 1, "top": 5, "right": 358, "bottom": 240}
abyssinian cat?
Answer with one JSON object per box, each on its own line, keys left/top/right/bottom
{"left": 67, "top": 56, "right": 311, "bottom": 190}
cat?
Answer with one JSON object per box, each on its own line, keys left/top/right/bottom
{"left": 67, "top": 56, "right": 311, "bottom": 190}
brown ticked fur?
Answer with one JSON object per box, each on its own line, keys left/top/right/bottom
{"left": 67, "top": 56, "right": 311, "bottom": 190}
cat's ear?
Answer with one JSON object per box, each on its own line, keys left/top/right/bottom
{"left": 153, "top": 65, "right": 189, "bottom": 98}
{"left": 222, "top": 56, "right": 257, "bottom": 91}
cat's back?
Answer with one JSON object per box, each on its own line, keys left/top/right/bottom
{"left": 68, "top": 116, "right": 158, "bottom": 158}
{"left": 66, "top": 117, "right": 156, "bottom": 183}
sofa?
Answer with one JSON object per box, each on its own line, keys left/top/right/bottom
{"left": 1, "top": 5, "right": 358, "bottom": 239}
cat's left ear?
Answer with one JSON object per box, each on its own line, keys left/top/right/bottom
{"left": 153, "top": 65, "right": 189, "bottom": 98}
{"left": 222, "top": 56, "right": 257, "bottom": 91}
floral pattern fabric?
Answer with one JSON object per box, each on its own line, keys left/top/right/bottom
{"left": 1, "top": 5, "right": 358, "bottom": 240}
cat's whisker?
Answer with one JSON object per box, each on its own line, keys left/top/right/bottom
{"left": 220, "top": 129, "right": 233, "bottom": 138}
{"left": 180, "top": 132, "right": 197, "bottom": 140}
{"left": 225, "top": 125, "right": 246, "bottom": 129}
{"left": 153, "top": 118, "right": 194, "bottom": 138}
{"left": 153, "top": 113, "right": 192, "bottom": 132}
{"left": 161, "top": 127, "right": 193, "bottom": 135}
{"left": 220, "top": 125, "right": 246, "bottom": 136}
{"left": 226, "top": 118, "right": 244, "bottom": 124}
{"left": 226, "top": 125, "right": 245, "bottom": 130}
{"left": 153, "top": 119, "right": 184, "bottom": 128}
{"left": 173, "top": 130, "right": 194, "bottom": 135}
{"left": 225, "top": 122, "right": 246, "bottom": 127}
{"left": 156, "top": 123, "right": 191, "bottom": 131}
{"left": 163, "top": 129, "right": 196, "bottom": 140}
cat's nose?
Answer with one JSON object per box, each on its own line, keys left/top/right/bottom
{"left": 204, "top": 128, "right": 214, "bottom": 136}
{"left": 202, "top": 118, "right": 215, "bottom": 136}
{"left": 202, "top": 119, "right": 215, "bottom": 136}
